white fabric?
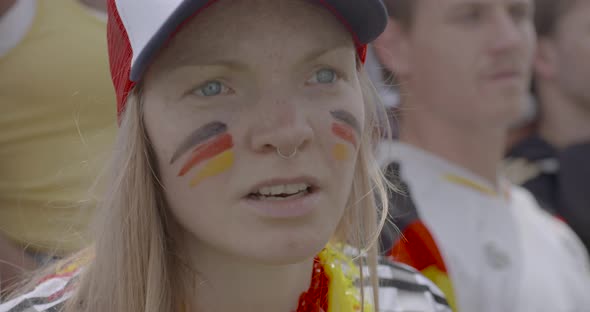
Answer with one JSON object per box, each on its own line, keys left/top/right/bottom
{"left": 113, "top": 0, "right": 184, "bottom": 67}
{"left": 379, "top": 141, "right": 590, "bottom": 312}
{"left": 0, "top": 255, "right": 451, "bottom": 312}
{"left": 0, "top": 0, "right": 105, "bottom": 57}
{"left": 0, "top": 0, "right": 35, "bottom": 57}
{"left": 0, "top": 270, "right": 81, "bottom": 312}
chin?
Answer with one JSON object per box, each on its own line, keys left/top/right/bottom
{"left": 483, "top": 95, "right": 526, "bottom": 122}
{"left": 235, "top": 226, "right": 335, "bottom": 265}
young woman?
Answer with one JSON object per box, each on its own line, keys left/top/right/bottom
{"left": 0, "top": 0, "right": 450, "bottom": 311}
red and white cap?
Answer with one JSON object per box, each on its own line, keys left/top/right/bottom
{"left": 107, "top": 0, "right": 388, "bottom": 117}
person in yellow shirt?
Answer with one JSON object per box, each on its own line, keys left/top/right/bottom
{"left": 0, "top": 0, "right": 115, "bottom": 292}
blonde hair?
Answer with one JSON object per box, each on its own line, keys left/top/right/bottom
{"left": 11, "top": 64, "right": 391, "bottom": 312}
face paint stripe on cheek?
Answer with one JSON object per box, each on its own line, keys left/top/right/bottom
{"left": 332, "top": 143, "right": 350, "bottom": 161}
{"left": 177, "top": 133, "right": 234, "bottom": 176}
{"left": 189, "top": 150, "right": 235, "bottom": 187}
{"left": 330, "top": 110, "right": 361, "bottom": 136}
{"left": 170, "top": 121, "right": 228, "bottom": 164}
{"left": 332, "top": 123, "right": 357, "bottom": 147}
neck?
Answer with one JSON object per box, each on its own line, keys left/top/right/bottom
{"left": 537, "top": 83, "right": 590, "bottom": 149}
{"left": 178, "top": 236, "right": 314, "bottom": 312}
{"left": 398, "top": 102, "right": 505, "bottom": 186}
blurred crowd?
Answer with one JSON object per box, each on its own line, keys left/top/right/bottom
{"left": 1, "top": 0, "right": 589, "bottom": 311}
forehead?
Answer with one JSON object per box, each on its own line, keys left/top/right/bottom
{"left": 153, "top": 0, "right": 355, "bottom": 69}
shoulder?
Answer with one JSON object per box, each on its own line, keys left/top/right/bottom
{"left": 337, "top": 246, "right": 451, "bottom": 312}
{"left": 373, "top": 257, "right": 452, "bottom": 312}
{"left": 510, "top": 186, "right": 561, "bottom": 232}
{"left": 511, "top": 186, "right": 590, "bottom": 264}
{"left": 0, "top": 255, "right": 88, "bottom": 312}
{"left": 511, "top": 185, "right": 564, "bottom": 228}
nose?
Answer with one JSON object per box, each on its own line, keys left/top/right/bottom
{"left": 248, "top": 98, "right": 314, "bottom": 158}
{"left": 489, "top": 10, "right": 523, "bottom": 54}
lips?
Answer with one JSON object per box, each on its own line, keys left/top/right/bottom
{"left": 247, "top": 177, "right": 319, "bottom": 200}
{"left": 251, "top": 183, "right": 311, "bottom": 199}
{"left": 484, "top": 64, "right": 526, "bottom": 80}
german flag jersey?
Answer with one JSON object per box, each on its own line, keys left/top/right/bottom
{"left": 0, "top": 248, "right": 451, "bottom": 312}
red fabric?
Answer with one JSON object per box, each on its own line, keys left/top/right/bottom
{"left": 37, "top": 272, "right": 77, "bottom": 285}
{"left": 295, "top": 256, "right": 329, "bottom": 312}
{"left": 106, "top": 0, "right": 134, "bottom": 121}
{"left": 554, "top": 214, "right": 567, "bottom": 224}
{"left": 390, "top": 221, "right": 448, "bottom": 273}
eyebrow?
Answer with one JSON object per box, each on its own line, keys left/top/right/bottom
{"left": 165, "top": 59, "right": 249, "bottom": 77}
{"left": 299, "top": 45, "right": 355, "bottom": 65}
{"left": 330, "top": 110, "right": 361, "bottom": 135}
{"left": 168, "top": 44, "right": 354, "bottom": 75}
{"left": 170, "top": 121, "right": 228, "bottom": 164}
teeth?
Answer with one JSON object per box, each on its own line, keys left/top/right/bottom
{"left": 257, "top": 183, "right": 309, "bottom": 196}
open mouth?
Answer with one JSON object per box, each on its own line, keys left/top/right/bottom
{"left": 247, "top": 183, "right": 315, "bottom": 200}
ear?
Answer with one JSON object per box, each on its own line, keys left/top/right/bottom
{"left": 534, "top": 38, "right": 558, "bottom": 81}
{"left": 372, "top": 20, "right": 412, "bottom": 78}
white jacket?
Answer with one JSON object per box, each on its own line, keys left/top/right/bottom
{"left": 379, "top": 141, "right": 590, "bottom": 312}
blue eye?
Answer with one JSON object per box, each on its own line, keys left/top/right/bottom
{"left": 309, "top": 68, "right": 338, "bottom": 84}
{"left": 194, "top": 81, "right": 227, "bottom": 97}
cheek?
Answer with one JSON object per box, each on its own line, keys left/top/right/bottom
{"left": 414, "top": 48, "right": 467, "bottom": 91}
{"left": 163, "top": 122, "right": 236, "bottom": 188}
{"left": 179, "top": 144, "right": 235, "bottom": 187}
{"left": 331, "top": 124, "right": 356, "bottom": 161}
{"left": 327, "top": 106, "right": 363, "bottom": 163}
{"left": 156, "top": 130, "right": 236, "bottom": 232}
{"left": 564, "top": 39, "right": 590, "bottom": 71}
{"left": 556, "top": 42, "right": 590, "bottom": 89}
{"left": 332, "top": 143, "right": 351, "bottom": 161}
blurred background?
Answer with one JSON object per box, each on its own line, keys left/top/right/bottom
{"left": 0, "top": 0, "right": 589, "bottom": 311}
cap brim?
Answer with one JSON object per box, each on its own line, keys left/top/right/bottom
{"left": 129, "top": 0, "right": 387, "bottom": 82}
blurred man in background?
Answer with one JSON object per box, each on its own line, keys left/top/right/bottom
{"left": 506, "top": 0, "right": 590, "bottom": 252}
{"left": 373, "top": 0, "right": 590, "bottom": 310}
{"left": 0, "top": 0, "right": 115, "bottom": 293}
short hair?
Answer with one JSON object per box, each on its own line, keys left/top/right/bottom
{"left": 534, "top": 0, "right": 577, "bottom": 37}
{"left": 383, "top": 0, "right": 417, "bottom": 29}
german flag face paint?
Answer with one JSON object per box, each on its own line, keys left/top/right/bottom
{"left": 170, "top": 121, "right": 234, "bottom": 187}
{"left": 330, "top": 110, "right": 361, "bottom": 161}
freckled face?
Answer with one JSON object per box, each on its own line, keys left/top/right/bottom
{"left": 142, "top": 0, "right": 365, "bottom": 263}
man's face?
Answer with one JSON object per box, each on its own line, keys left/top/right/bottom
{"left": 400, "top": 0, "right": 536, "bottom": 129}
{"left": 550, "top": 0, "right": 590, "bottom": 110}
